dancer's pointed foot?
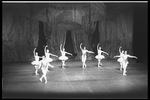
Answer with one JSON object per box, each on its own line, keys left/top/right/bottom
{"left": 51, "top": 65, "right": 54, "bottom": 68}
{"left": 100, "top": 63, "right": 102, "bottom": 66}
{"left": 47, "top": 69, "right": 50, "bottom": 72}
{"left": 120, "top": 68, "right": 123, "bottom": 71}
{"left": 123, "top": 73, "right": 127, "bottom": 76}
{"left": 35, "top": 73, "right": 39, "bottom": 75}
{"left": 45, "top": 80, "right": 47, "bottom": 83}
{"left": 39, "top": 78, "right": 42, "bottom": 82}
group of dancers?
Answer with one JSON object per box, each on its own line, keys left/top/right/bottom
{"left": 114, "top": 47, "right": 137, "bottom": 76}
{"left": 31, "top": 43, "right": 137, "bottom": 83}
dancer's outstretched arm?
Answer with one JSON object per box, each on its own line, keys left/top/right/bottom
{"left": 87, "top": 50, "right": 94, "bottom": 54}
{"left": 114, "top": 55, "right": 121, "bottom": 58}
{"left": 66, "top": 52, "right": 72, "bottom": 56}
{"left": 50, "top": 53, "right": 58, "bottom": 57}
{"left": 102, "top": 51, "right": 109, "bottom": 55}
{"left": 127, "top": 55, "right": 137, "bottom": 59}
{"left": 80, "top": 43, "right": 83, "bottom": 50}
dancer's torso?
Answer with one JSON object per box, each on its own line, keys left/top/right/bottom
{"left": 98, "top": 50, "right": 102, "bottom": 55}
{"left": 35, "top": 56, "right": 39, "bottom": 61}
{"left": 45, "top": 53, "right": 50, "bottom": 58}
{"left": 82, "top": 50, "right": 87, "bottom": 57}
{"left": 61, "top": 51, "right": 66, "bottom": 56}
{"left": 123, "top": 55, "right": 128, "bottom": 63}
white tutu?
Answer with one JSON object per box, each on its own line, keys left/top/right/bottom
{"left": 31, "top": 61, "right": 40, "bottom": 66}
{"left": 95, "top": 55, "right": 105, "bottom": 59}
{"left": 59, "top": 56, "right": 68, "bottom": 61}
{"left": 45, "top": 57, "right": 53, "bottom": 62}
{"left": 117, "top": 57, "right": 123, "bottom": 62}
{"left": 81, "top": 55, "right": 87, "bottom": 62}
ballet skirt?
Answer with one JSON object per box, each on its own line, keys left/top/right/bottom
{"left": 117, "top": 57, "right": 123, "bottom": 62}
{"left": 59, "top": 56, "right": 68, "bottom": 61}
{"left": 81, "top": 54, "right": 87, "bottom": 62}
{"left": 31, "top": 60, "right": 40, "bottom": 66}
{"left": 45, "top": 57, "right": 53, "bottom": 62}
{"left": 95, "top": 55, "right": 105, "bottom": 59}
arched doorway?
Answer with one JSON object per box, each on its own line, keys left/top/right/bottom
{"left": 37, "top": 21, "right": 46, "bottom": 58}
{"left": 64, "top": 30, "right": 76, "bottom": 59}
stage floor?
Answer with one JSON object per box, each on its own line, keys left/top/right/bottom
{"left": 2, "top": 59, "right": 148, "bottom": 99}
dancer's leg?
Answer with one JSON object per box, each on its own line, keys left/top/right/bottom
{"left": 40, "top": 74, "right": 43, "bottom": 82}
{"left": 123, "top": 63, "right": 127, "bottom": 76}
{"left": 35, "top": 66, "right": 39, "bottom": 75}
{"left": 43, "top": 71, "right": 47, "bottom": 83}
{"left": 120, "top": 62, "right": 123, "bottom": 71}
{"left": 82, "top": 62, "right": 85, "bottom": 68}
{"left": 62, "top": 60, "right": 65, "bottom": 68}
{"left": 98, "top": 60, "right": 100, "bottom": 67}
{"left": 99, "top": 59, "right": 102, "bottom": 66}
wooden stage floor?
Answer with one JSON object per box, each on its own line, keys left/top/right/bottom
{"left": 2, "top": 59, "right": 148, "bottom": 99}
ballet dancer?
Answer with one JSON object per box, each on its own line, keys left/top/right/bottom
{"left": 121, "top": 51, "right": 137, "bottom": 76}
{"left": 114, "top": 47, "right": 124, "bottom": 71}
{"left": 95, "top": 43, "right": 109, "bottom": 67}
{"left": 80, "top": 43, "right": 94, "bottom": 68}
{"left": 31, "top": 48, "right": 42, "bottom": 75}
{"left": 39, "top": 56, "right": 50, "bottom": 83}
{"left": 44, "top": 45, "right": 58, "bottom": 68}
{"left": 59, "top": 44, "right": 72, "bottom": 68}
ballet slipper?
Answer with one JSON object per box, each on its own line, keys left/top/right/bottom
{"left": 39, "top": 78, "right": 42, "bottom": 82}
{"left": 35, "top": 73, "right": 39, "bottom": 75}
{"left": 45, "top": 80, "right": 47, "bottom": 83}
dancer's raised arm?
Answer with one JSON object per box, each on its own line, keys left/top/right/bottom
{"left": 60, "top": 44, "right": 62, "bottom": 51}
{"left": 119, "top": 46, "right": 122, "bottom": 54}
{"left": 33, "top": 48, "right": 36, "bottom": 57}
{"left": 97, "top": 43, "right": 100, "bottom": 51}
{"left": 44, "top": 45, "right": 48, "bottom": 55}
{"left": 80, "top": 43, "right": 83, "bottom": 50}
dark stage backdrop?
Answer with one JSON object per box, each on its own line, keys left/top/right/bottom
{"left": 133, "top": 3, "right": 148, "bottom": 63}
{"left": 3, "top": 3, "right": 145, "bottom": 62}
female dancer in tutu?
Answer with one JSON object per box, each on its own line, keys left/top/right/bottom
{"left": 44, "top": 45, "right": 58, "bottom": 68}
{"left": 31, "top": 48, "right": 43, "bottom": 75}
{"left": 80, "top": 43, "right": 94, "bottom": 68}
{"left": 114, "top": 46, "right": 124, "bottom": 71}
{"left": 59, "top": 44, "right": 72, "bottom": 68}
{"left": 95, "top": 43, "right": 109, "bottom": 67}
{"left": 39, "top": 56, "right": 50, "bottom": 83}
{"left": 121, "top": 51, "right": 137, "bottom": 76}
